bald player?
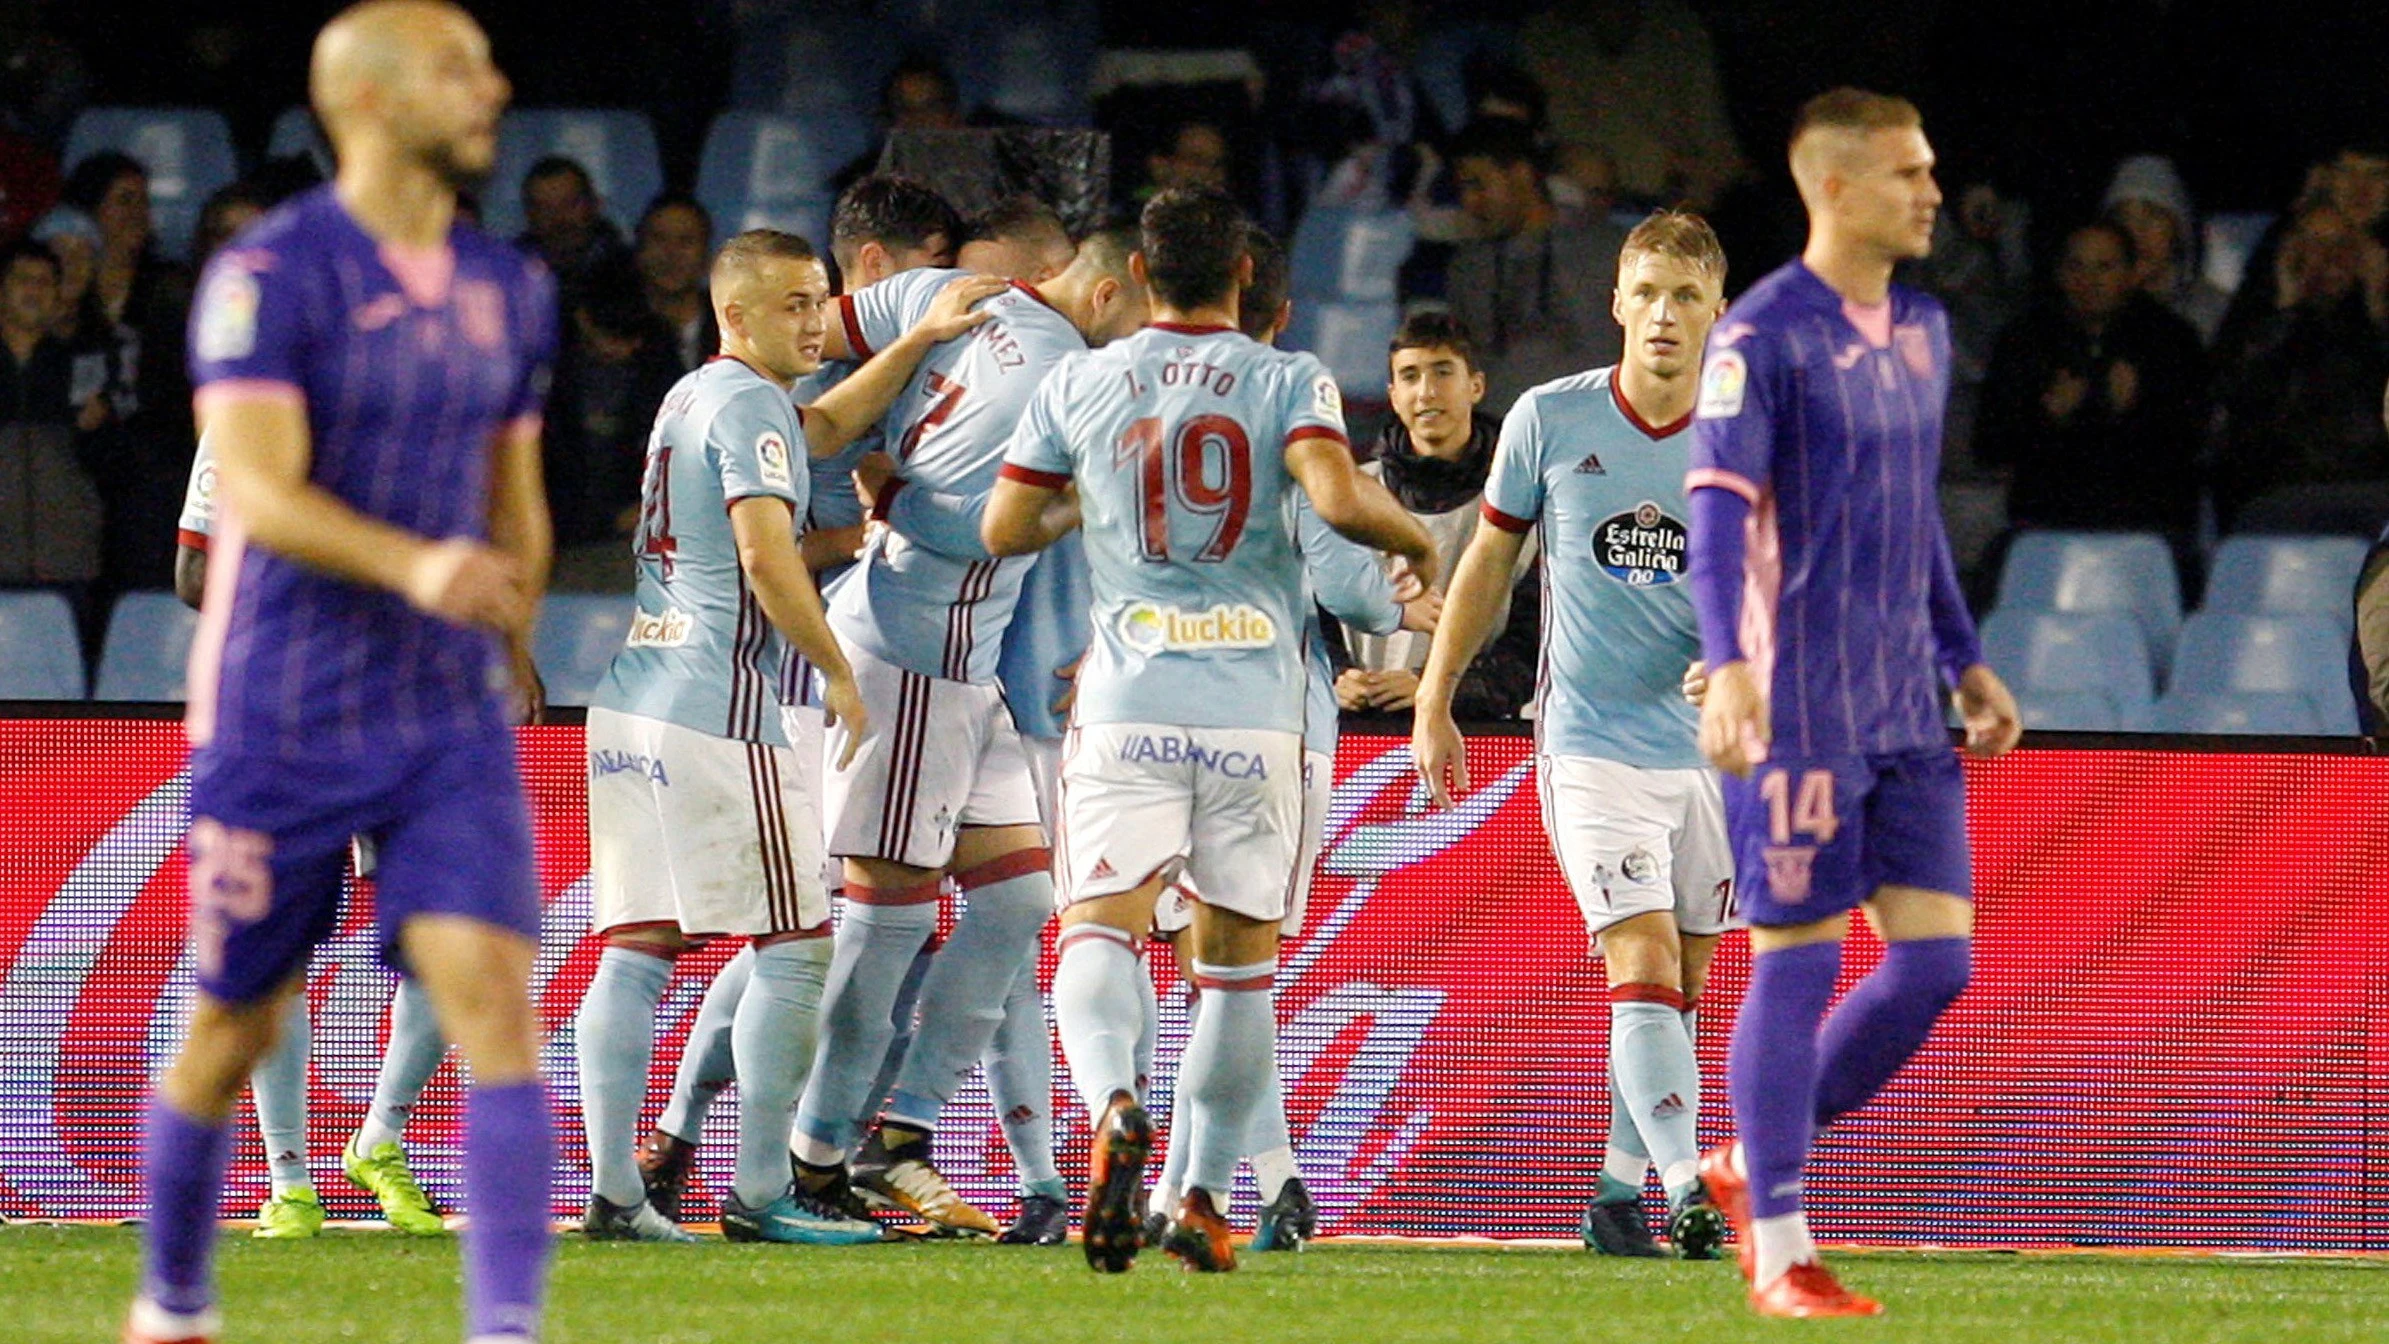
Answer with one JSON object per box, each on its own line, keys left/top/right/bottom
{"left": 130, "top": 5, "right": 557, "bottom": 1341}
{"left": 1686, "top": 90, "right": 2020, "bottom": 1317}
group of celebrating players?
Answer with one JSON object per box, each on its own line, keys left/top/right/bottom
{"left": 128, "top": 2, "right": 2026, "bottom": 1341}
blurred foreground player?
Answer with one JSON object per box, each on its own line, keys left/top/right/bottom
{"left": 1683, "top": 89, "right": 2021, "bottom": 1318}
{"left": 1413, "top": 211, "right": 1739, "bottom": 1262}
{"left": 984, "top": 188, "right": 1436, "bottom": 1272}
{"left": 129, "top": 5, "right": 560, "bottom": 1342}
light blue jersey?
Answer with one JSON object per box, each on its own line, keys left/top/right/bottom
{"left": 827, "top": 268, "right": 1085, "bottom": 683}
{"left": 777, "top": 359, "right": 870, "bottom": 708}
{"left": 1297, "top": 497, "right": 1401, "bottom": 757}
{"left": 998, "top": 532, "right": 1092, "bottom": 741}
{"left": 1481, "top": 365, "right": 1701, "bottom": 768}
{"left": 595, "top": 356, "right": 806, "bottom": 743}
{"left": 1000, "top": 323, "right": 1348, "bottom": 734}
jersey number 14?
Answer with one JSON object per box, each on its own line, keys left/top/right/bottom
{"left": 1115, "top": 414, "right": 1252, "bottom": 563}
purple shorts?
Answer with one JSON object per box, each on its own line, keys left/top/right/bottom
{"left": 1722, "top": 747, "right": 1971, "bottom": 928}
{"left": 184, "top": 727, "right": 539, "bottom": 1004}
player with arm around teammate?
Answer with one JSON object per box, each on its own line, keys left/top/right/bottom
{"left": 1414, "top": 210, "right": 1741, "bottom": 1261}
{"left": 983, "top": 187, "right": 1438, "bottom": 1273}
{"left": 1683, "top": 89, "right": 2021, "bottom": 1318}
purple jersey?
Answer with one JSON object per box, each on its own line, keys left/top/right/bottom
{"left": 1686, "top": 261, "right": 1980, "bottom": 758}
{"left": 185, "top": 187, "right": 557, "bottom": 758}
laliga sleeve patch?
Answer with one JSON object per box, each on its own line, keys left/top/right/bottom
{"left": 1697, "top": 350, "right": 1747, "bottom": 419}
{"left": 1312, "top": 374, "right": 1343, "bottom": 421}
{"left": 195, "top": 268, "right": 261, "bottom": 363}
{"left": 757, "top": 429, "right": 793, "bottom": 490}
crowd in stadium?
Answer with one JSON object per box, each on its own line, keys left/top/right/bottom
{"left": 2, "top": 0, "right": 2385, "bottom": 729}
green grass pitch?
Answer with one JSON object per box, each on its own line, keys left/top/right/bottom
{"left": 22, "top": 1226, "right": 2386, "bottom": 1343}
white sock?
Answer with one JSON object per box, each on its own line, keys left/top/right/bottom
{"left": 1601, "top": 1147, "right": 1649, "bottom": 1189}
{"left": 1753, "top": 1210, "right": 1819, "bottom": 1286}
{"left": 1250, "top": 1145, "right": 1298, "bottom": 1206}
{"left": 1180, "top": 958, "right": 1275, "bottom": 1199}
{"left": 1051, "top": 926, "right": 1142, "bottom": 1119}
{"left": 356, "top": 977, "right": 445, "bottom": 1155}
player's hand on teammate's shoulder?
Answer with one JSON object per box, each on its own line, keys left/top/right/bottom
{"left": 819, "top": 669, "right": 872, "bottom": 770}
{"left": 1954, "top": 663, "right": 2023, "bottom": 758}
{"left": 1410, "top": 698, "right": 1469, "bottom": 809}
{"left": 914, "top": 274, "right": 1009, "bottom": 343}
{"left": 1681, "top": 660, "right": 1709, "bottom": 708}
{"left": 403, "top": 537, "right": 530, "bottom": 634}
{"left": 1697, "top": 659, "right": 1770, "bottom": 779}
{"left": 1399, "top": 587, "right": 1442, "bottom": 635}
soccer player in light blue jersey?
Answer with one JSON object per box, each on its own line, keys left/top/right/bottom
{"left": 785, "top": 224, "right": 1148, "bottom": 1237}
{"left": 984, "top": 187, "right": 1437, "bottom": 1273}
{"left": 131, "top": 6, "right": 555, "bottom": 1341}
{"left": 1685, "top": 90, "right": 2020, "bottom": 1318}
{"left": 575, "top": 229, "right": 1000, "bottom": 1246}
{"left": 1414, "top": 211, "right": 1742, "bottom": 1264}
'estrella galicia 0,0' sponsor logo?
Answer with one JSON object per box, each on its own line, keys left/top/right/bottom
{"left": 1116, "top": 732, "right": 1270, "bottom": 779}
{"left": 1594, "top": 501, "right": 1687, "bottom": 587}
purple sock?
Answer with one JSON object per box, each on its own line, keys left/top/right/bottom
{"left": 464, "top": 1081, "right": 554, "bottom": 1341}
{"left": 1727, "top": 941, "right": 1840, "bottom": 1219}
{"left": 141, "top": 1099, "right": 232, "bottom": 1315}
{"left": 1813, "top": 937, "right": 1971, "bottom": 1129}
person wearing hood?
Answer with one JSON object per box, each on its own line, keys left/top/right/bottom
{"left": 1332, "top": 311, "right": 1541, "bottom": 720}
{"left": 2103, "top": 154, "right": 2231, "bottom": 345}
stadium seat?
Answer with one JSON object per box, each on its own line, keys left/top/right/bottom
{"left": 2010, "top": 688, "right": 2124, "bottom": 732}
{"left": 0, "top": 590, "right": 85, "bottom": 699}
{"left": 533, "top": 593, "right": 632, "bottom": 707}
{"left": 1993, "top": 531, "right": 2182, "bottom": 679}
{"left": 93, "top": 591, "right": 199, "bottom": 702}
{"left": 266, "top": 105, "right": 334, "bottom": 175}
{"left": 481, "top": 109, "right": 664, "bottom": 243}
{"left": 1289, "top": 206, "right": 1416, "bottom": 304}
{"left": 1282, "top": 299, "right": 1399, "bottom": 402}
{"left": 2150, "top": 690, "right": 2330, "bottom": 736}
{"left": 696, "top": 111, "right": 864, "bottom": 244}
{"left": 62, "top": 107, "right": 240, "bottom": 259}
{"left": 2166, "top": 611, "right": 2357, "bottom": 732}
{"left": 2200, "top": 534, "right": 2367, "bottom": 626}
{"left": 1978, "top": 609, "right": 2155, "bottom": 730}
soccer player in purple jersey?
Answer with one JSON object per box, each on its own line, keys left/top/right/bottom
{"left": 1682, "top": 89, "right": 2021, "bottom": 1318}
{"left": 128, "top": 5, "right": 557, "bottom": 1343}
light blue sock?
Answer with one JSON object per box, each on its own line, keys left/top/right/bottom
{"left": 658, "top": 945, "right": 750, "bottom": 1143}
{"left": 356, "top": 976, "right": 444, "bottom": 1154}
{"left": 1612, "top": 995, "right": 1704, "bottom": 1201}
{"left": 1180, "top": 959, "right": 1275, "bottom": 1201}
{"left": 252, "top": 992, "right": 310, "bottom": 1195}
{"left": 855, "top": 948, "right": 933, "bottom": 1135}
{"left": 1051, "top": 926, "right": 1141, "bottom": 1119}
{"left": 790, "top": 899, "right": 936, "bottom": 1164}
{"left": 1132, "top": 949, "right": 1160, "bottom": 1100}
{"left": 1151, "top": 989, "right": 1201, "bottom": 1210}
{"left": 573, "top": 947, "right": 671, "bottom": 1207}
{"left": 732, "top": 938, "right": 831, "bottom": 1209}
{"left": 985, "top": 954, "right": 1059, "bottom": 1193}
{"left": 886, "top": 871, "right": 1051, "bottom": 1131}
{"left": 1599, "top": 1067, "right": 1651, "bottom": 1198}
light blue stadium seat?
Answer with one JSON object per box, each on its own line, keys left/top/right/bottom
{"left": 1994, "top": 531, "right": 2183, "bottom": 679}
{"left": 1978, "top": 609, "right": 2155, "bottom": 730}
{"left": 2166, "top": 611, "right": 2357, "bottom": 732}
{"left": 1289, "top": 206, "right": 1416, "bottom": 304}
{"left": 94, "top": 591, "right": 199, "bottom": 702}
{"left": 696, "top": 111, "right": 863, "bottom": 245}
{"left": 266, "top": 106, "right": 334, "bottom": 175}
{"left": 482, "top": 110, "right": 664, "bottom": 242}
{"left": 1283, "top": 299, "right": 1398, "bottom": 403}
{"left": 534, "top": 593, "right": 632, "bottom": 708}
{"left": 0, "top": 590, "right": 86, "bottom": 699}
{"left": 2201, "top": 534, "right": 2367, "bottom": 626}
{"left": 2010, "top": 688, "right": 2123, "bottom": 732}
{"left": 63, "top": 108, "right": 240, "bottom": 259}
{"left": 2151, "top": 690, "right": 2330, "bottom": 735}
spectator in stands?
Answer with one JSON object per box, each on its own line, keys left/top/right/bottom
{"left": 193, "top": 180, "right": 272, "bottom": 265}
{"left": 1436, "top": 117, "right": 1626, "bottom": 415}
{"left": 0, "top": 239, "right": 68, "bottom": 422}
{"left": 955, "top": 196, "right": 1075, "bottom": 283}
{"left": 1976, "top": 220, "right": 2208, "bottom": 551}
{"left": 1140, "top": 117, "right": 1233, "bottom": 201}
{"left": 2212, "top": 204, "right": 2389, "bottom": 527}
{"left": 633, "top": 195, "right": 714, "bottom": 371}
{"left": 2102, "top": 155, "right": 2232, "bottom": 345}
{"left": 544, "top": 271, "right": 682, "bottom": 593}
{"left": 29, "top": 206, "right": 111, "bottom": 431}
{"left": 1515, "top": 0, "right": 1742, "bottom": 210}
{"left": 1332, "top": 311, "right": 1538, "bottom": 720}
{"left": 517, "top": 155, "right": 631, "bottom": 308}
{"left": 833, "top": 53, "right": 972, "bottom": 191}
{"left": 2218, "top": 141, "right": 2389, "bottom": 350}
{"left": 0, "top": 237, "right": 100, "bottom": 591}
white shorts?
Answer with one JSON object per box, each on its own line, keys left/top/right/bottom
{"left": 1022, "top": 733, "right": 1063, "bottom": 835}
{"left": 588, "top": 707, "right": 829, "bottom": 937}
{"left": 779, "top": 703, "right": 846, "bottom": 895}
{"left": 821, "top": 643, "right": 1042, "bottom": 869}
{"left": 1059, "top": 722, "right": 1303, "bottom": 926}
{"left": 1536, "top": 753, "right": 1741, "bottom": 940}
{"left": 1156, "top": 748, "right": 1332, "bottom": 938}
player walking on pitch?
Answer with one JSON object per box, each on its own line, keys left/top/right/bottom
{"left": 1412, "top": 211, "right": 1740, "bottom": 1262}
{"left": 984, "top": 187, "right": 1437, "bottom": 1273}
{"left": 129, "top": 4, "right": 559, "bottom": 1340}
{"left": 1682, "top": 89, "right": 2021, "bottom": 1317}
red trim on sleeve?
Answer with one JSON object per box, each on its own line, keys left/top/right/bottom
{"left": 1283, "top": 427, "right": 1351, "bottom": 452}
{"left": 838, "top": 294, "right": 874, "bottom": 359}
{"left": 1611, "top": 982, "right": 1690, "bottom": 1011}
{"left": 1480, "top": 502, "right": 1533, "bottom": 534}
{"left": 177, "top": 529, "right": 211, "bottom": 553}
{"left": 1684, "top": 467, "right": 1762, "bottom": 505}
{"left": 998, "top": 462, "right": 1071, "bottom": 489}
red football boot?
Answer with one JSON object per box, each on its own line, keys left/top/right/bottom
{"left": 1161, "top": 1188, "right": 1238, "bottom": 1273}
{"left": 1081, "top": 1090, "right": 1153, "bottom": 1274}
{"left": 1698, "top": 1141, "right": 1757, "bottom": 1281}
{"left": 1750, "top": 1262, "right": 1883, "bottom": 1318}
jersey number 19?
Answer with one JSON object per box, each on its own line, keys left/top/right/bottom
{"left": 1116, "top": 414, "right": 1252, "bottom": 564}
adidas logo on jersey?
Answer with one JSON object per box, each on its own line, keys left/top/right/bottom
{"left": 1652, "top": 1093, "right": 1687, "bottom": 1119}
{"left": 1089, "top": 858, "right": 1117, "bottom": 880}
{"left": 1574, "top": 453, "right": 1608, "bottom": 474}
